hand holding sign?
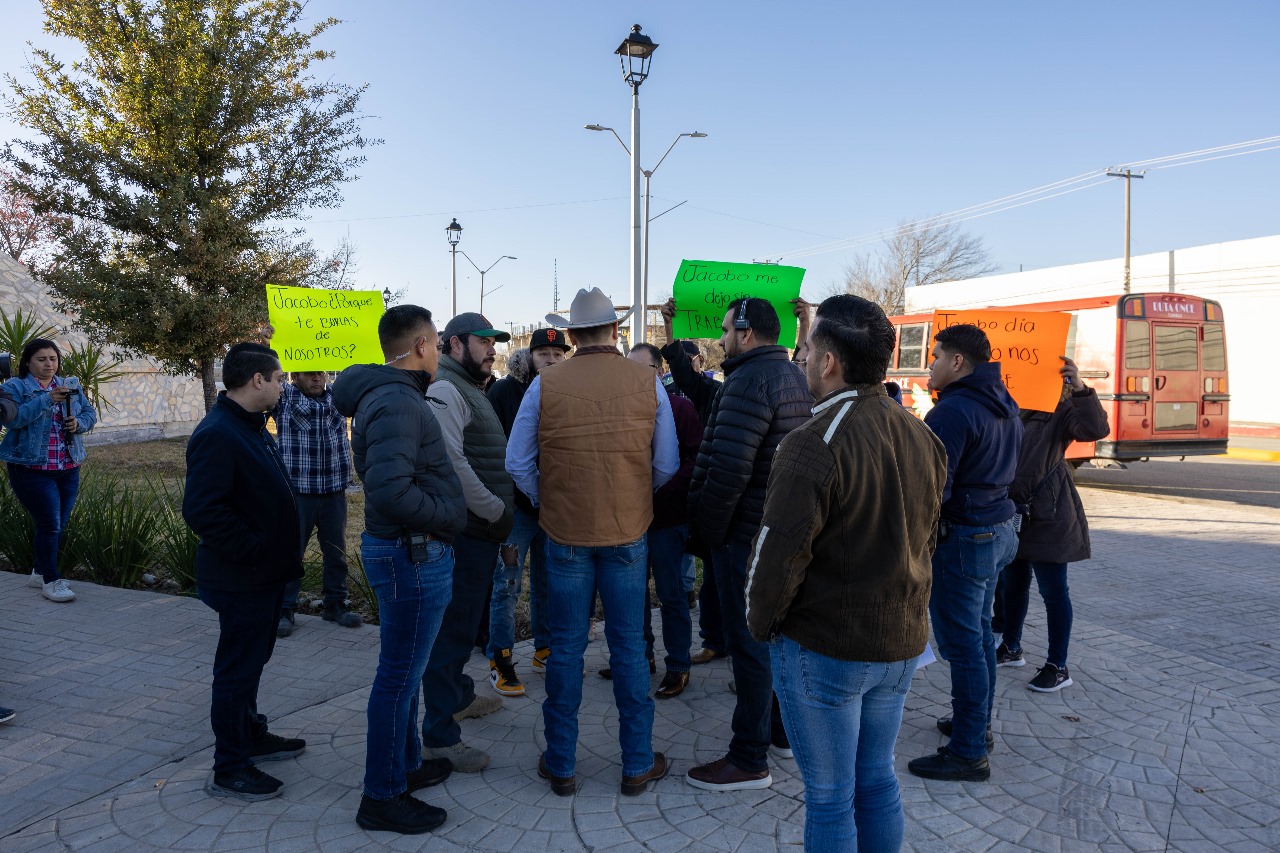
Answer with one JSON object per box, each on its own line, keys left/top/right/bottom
{"left": 670, "top": 260, "right": 806, "bottom": 348}
{"left": 266, "top": 285, "right": 385, "bottom": 371}
{"left": 931, "top": 309, "right": 1071, "bottom": 413}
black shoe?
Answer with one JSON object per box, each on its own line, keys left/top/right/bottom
{"left": 655, "top": 670, "right": 690, "bottom": 699}
{"left": 277, "top": 610, "right": 296, "bottom": 638}
{"left": 0, "top": 706, "right": 14, "bottom": 724}
{"left": 356, "top": 792, "right": 447, "bottom": 834}
{"left": 250, "top": 731, "right": 307, "bottom": 763}
{"left": 996, "top": 643, "right": 1026, "bottom": 667}
{"left": 407, "top": 758, "right": 452, "bottom": 791}
{"left": 935, "top": 717, "right": 995, "bottom": 752}
{"left": 538, "top": 755, "right": 577, "bottom": 797}
{"left": 1028, "top": 663, "right": 1073, "bottom": 693}
{"left": 323, "top": 604, "right": 363, "bottom": 628}
{"left": 207, "top": 764, "right": 283, "bottom": 800}
{"left": 599, "top": 656, "right": 656, "bottom": 680}
{"left": 907, "top": 746, "right": 991, "bottom": 782}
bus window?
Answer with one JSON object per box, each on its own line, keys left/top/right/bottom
{"left": 897, "top": 324, "right": 927, "bottom": 369}
{"left": 1155, "top": 326, "right": 1198, "bottom": 371}
{"left": 1124, "top": 320, "right": 1150, "bottom": 369}
{"left": 1202, "top": 324, "right": 1226, "bottom": 371}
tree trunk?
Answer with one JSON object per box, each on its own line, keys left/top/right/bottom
{"left": 199, "top": 357, "right": 218, "bottom": 413}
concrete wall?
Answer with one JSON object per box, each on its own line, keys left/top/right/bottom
{"left": 0, "top": 253, "right": 205, "bottom": 443}
{"left": 905, "top": 234, "right": 1280, "bottom": 428}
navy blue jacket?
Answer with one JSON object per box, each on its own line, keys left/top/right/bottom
{"left": 924, "top": 362, "right": 1023, "bottom": 526}
{"left": 183, "top": 393, "right": 303, "bottom": 592}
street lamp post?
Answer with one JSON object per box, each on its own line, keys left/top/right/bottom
{"left": 459, "top": 252, "right": 517, "bottom": 316}
{"left": 613, "top": 25, "right": 657, "bottom": 345}
{"left": 446, "top": 218, "right": 463, "bottom": 318}
{"left": 382, "top": 287, "right": 392, "bottom": 307}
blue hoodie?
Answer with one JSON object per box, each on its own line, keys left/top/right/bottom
{"left": 924, "top": 362, "right": 1023, "bottom": 526}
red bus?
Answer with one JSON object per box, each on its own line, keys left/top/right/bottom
{"left": 888, "top": 293, "right": 1229, "bottom": 462}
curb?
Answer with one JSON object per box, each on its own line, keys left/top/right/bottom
{"left": 1224, "top": 447, "right": 1280, "bottom": 464}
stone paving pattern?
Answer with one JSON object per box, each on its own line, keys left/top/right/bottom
{"left": 0, "top": 487, "right": 1277, "bottom": 852}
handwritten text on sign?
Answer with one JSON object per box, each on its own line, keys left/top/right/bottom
{"left": 266, "top": 285, "right": 385, "bottom": 371}
{"left": 932, "top": 309, "right": 1071, "bottom": 413}
{"left": 670, "top": 260, "right": 806, "bottom": 349}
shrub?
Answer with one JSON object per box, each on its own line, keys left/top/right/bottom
{"left": 149, "top": 478, "right": 197, "bottom": 591}
{"left": 61, "top": 473, "right": 159, "bottom": 587}
{"left": 0, "top": 470, "right": 35, "bottom": 571}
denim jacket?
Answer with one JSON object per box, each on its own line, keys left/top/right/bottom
{"left": 0, "top": 375, "right": 98, "bottom": 466}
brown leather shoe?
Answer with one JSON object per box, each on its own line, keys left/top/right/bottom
{"left": 538, "top": 755, "right": 576, "bottom": 797}
{"left": 621, "top": 752, "right": 669, "bottom": 796}
{"left": 685, "top": 755, "right": 772, "bottom": 791}
{"left": 690, "top": 648, "right": 727, "bottom": 665}
{"left": 655, "top": 670, "right": 690, "bottom": 699}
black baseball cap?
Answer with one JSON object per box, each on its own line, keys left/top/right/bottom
{"left": 441, "top": 312, "right": 511, "bottom": 343}
{"left": 529, "top": 328, "right": 571, "bottom": 352}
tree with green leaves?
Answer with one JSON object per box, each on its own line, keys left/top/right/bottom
{"left": 4, "top": 0, "right": 375, "bottom": 410}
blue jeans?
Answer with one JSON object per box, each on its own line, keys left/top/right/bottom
{"left": 772, "top": 636, "right": 917, "bottom": 853}
{"left": 283, "top": 491, "right": 351, "bottom": 610}
{"left": 197, "top": 585, "right": 283, "bottom": 773}
{"left": 361, "top": 533, "right": 454, "bottom": 800}
{"left": 487, "top": 505, "right": 547, "bottom": 657}
{"left": 1000, "top": 560, "right": 1072, "bottom": 668}
{"left": 6, "top": 463, "right": 80, "bottom": 582}
{"left": 421, "top": 532, "right": 496, "bottom": 747}
{"left": 713, "top": 540, "right": 783, "bottom": 773}
{"left": 543, "top": 535, "right": 654, "bottom": 778}
{"left": 929, "top": 518, "right": 1018, "bottom": 760}
{"left": 647, "top": 525, "right": 692, "bottom": 672}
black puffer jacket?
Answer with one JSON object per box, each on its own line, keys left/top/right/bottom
{"left": 688, "top": 345, "right": 813, "bottom": 547}
{"left": 331, "top": 364, "right": 466, "bottom": 542}
{"left": 1012, "top": 388, "right": 1109, "bottom": 563}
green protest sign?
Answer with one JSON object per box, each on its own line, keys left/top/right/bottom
{"left": 670, "top": 260, "right": 806, "bottom": 348}
{"left": 266, "top": 285, "right": 384, "bottom": 371}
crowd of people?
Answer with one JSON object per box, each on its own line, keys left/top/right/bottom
{"left": 0, "top": 286, "right": 1107, "bottom": 852}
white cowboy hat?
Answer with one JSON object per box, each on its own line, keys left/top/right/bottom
{"left": 545, "top": 287, "right": 634, "bottom": 330}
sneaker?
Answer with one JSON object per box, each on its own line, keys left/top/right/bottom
{"left": 323, "top": 604, "right": 362, "bottom": 628}
{"left": 423, "top": 742, "right": 490, "bottom": 773}
{"left": 452, "top": 694, "right": 502, "bottom": 722}
{"left": 690, "top": 648, "right": 727, "bottom": 665}
{"left": 538, "top": 755, "right": 577, "bottom": 797}
{"left": 206, "top": 764, "right": 283, "bottom": 801}
{"left": 531, "top": 647, "right": 550, "bottom": 673}
{"left": 769, "top": 729, "right": 793, "bottom": 760}
{"left": 28, "top": 571, "right": 42, "bottom": 589}
{"left": 406, "top": 758, "right": 452, "bottom": 792}
{"left": 655, "top": 670, "right": 690, "bottom": 699}
{"left": 41, "top": 578, "right": 75, "bottom": 603}
{"left": 907, "top": 746, "right": 991, "bottom": 782}
{"left": 277, "top": 611, "right": 295, "bottom": 638}
{"left": 356, "top": 791, "right": 446, "bottom": 834}
{"left": 249, "top": 731, "right": 306, "bottom": 763}
{"left": 686, "top": 756, "right": 772, "bottom": 791}
{"left": 0, "top": 707, "right": 14, "bottom": 724}
{"left": 489, "top": 649, "right": 525, "bottom": 697}
{"left": 936, "top": 717, "right": 995, "bottom": 752}
{"left": 1028, "top": 663, "right": 1073, "bottom": 693}
{"left": 599, "top": 656, "right": 656, "bottom": 680}
{"left": 996, "top": 643, "right": 1025, "bottom": 667}
{"left": 621, "top": 752, "right": 669, "bottom": 796}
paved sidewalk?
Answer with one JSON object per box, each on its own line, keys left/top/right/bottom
{"left": 0, "top": 487, "right": 1277, "bottom": 852}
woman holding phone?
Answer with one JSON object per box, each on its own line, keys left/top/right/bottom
{"left": 0, "top": 338, "right": 97, "bottom": 602}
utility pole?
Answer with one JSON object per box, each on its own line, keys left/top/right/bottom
{"left": 1106, "top": 169, "right": 1145, "bottom": 293}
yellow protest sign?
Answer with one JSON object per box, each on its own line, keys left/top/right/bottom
{"left": 932, "top": 309, "right": 1071, "bottom": 413}
{"left": 266, "top": 285, "right": 384, "bottom": 371}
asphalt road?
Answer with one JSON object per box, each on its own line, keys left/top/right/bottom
{"left": 1075, "top": 454, "right": 1280, "bottom": 509}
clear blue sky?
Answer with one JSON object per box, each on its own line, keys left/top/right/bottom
{"left": 3, "top": 1, "right": 1278, "bottom": 332}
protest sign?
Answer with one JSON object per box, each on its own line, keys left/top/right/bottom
{"left": 266, "top": 285, "right": 385, "bottom": 371}
{"left": 670, "top": 260, "right": 806, "bottom": 348}
{"left": 932, "top": 309, "right": 1071, "bottom": 413}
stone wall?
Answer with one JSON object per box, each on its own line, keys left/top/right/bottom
{"left": 0, "top": 253, "right": 205, "bottom": 443}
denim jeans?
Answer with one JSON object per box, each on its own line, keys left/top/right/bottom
{"left": 487, "top": 505, "right": 547, "bottom": 657}
{"left": 1000, "top": 559, "right": 1072, "bottom": 668}
{"left": 421, "top": 532, "right": 496, "bottom": 748}
{"left": 361, "top": 532, "right": 453, "bottom": 800}
{"left": 647, "top": 525, "right": 692, "bottom": 672}
{"left": 772, "top": 636, "right": 917, "bottom": 853}
{"left": 698, "top": 559, "right": 725, "bottom": 653}
{"left": 712, "top": 540, "right": 783, "bottom": 773}
{"left": 929, "top": 518, "right": 1018, "bottom": 760}
{"left": 6, "top": 463, "right": 80, "bottom": 583}
{"left": 543, "top": 535, "right": 655, "bottom": 778}
{"left": 283, "top": 491, "right": 350, "bottom": 610}
{"left": 197, "top": 585, "right": 283, "bottom": 773}
{"left": 681, "top": 553, "right": 696, "bottom": 593}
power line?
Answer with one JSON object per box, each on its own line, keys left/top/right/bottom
{"left": 299, "top": 196, "right": 629, "bottom": 224}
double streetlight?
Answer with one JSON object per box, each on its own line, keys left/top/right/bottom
{"left": 460, "top": 252, "right": 517, "bottom": 316}
{"left": 586, "top": 25, "right": 706, "bottom": 345}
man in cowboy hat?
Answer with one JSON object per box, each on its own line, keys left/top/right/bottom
{"left": 507, "top": 287, "right": 679, "bottom": 797}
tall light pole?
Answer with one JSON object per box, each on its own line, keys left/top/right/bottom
{"left": 1105, "top": 169, "right": 1145, "bottom": 294}
{"left": 460, "top": 252, "right": 517, "bottom": 316}
{"left": 612, "top": 25, "right": 658, "bottom": 345}
{"left": 446, "top": 218, "right": 463, "bottom": 317}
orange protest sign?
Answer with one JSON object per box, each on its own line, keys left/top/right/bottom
{"left": 932, "top": 309, "right": 1071, "bottom": 413}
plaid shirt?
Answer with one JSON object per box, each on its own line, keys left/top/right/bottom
{"left": 270, "top": 383, "right": 352, "bottom": 495}
{"left": 30, "top": 377, "right": 76, "bottom": 471}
